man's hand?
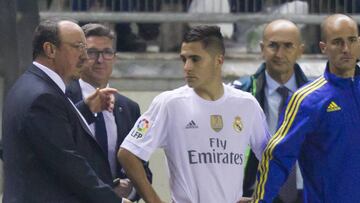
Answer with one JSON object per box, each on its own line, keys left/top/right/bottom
{"left": 113, "top": 179, "right": 133, "bottom": 198}
{"left": 122, "top": 198, "right": 133, "bottom": 203}
{"left": 237, "top": 197, "right": 253, "bottom": 203}
{"left": 84, "top": 87, "right": 118, "bottom": 113}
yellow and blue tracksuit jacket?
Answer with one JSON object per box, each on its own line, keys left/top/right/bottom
{"left": 254, "top": 63, "right": 360, "bottom": 203}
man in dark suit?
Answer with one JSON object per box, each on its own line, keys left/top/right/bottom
{"left": 232, "top": 19, "right": 308, "bottom": 203}
{"left": 66, "top": 23, "right": 152, "bottom": 201}
{"left": 2, "top": 19, "right": 130, "bottom": 202}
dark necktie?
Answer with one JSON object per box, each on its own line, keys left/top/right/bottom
{"left": 276, "top": 86, "right": 298, "bottom": 203}
{"left": 95, "top": 112, "right": 108, "bottom": 157}
{"left": 277, "top": 86, "right": 289, "bottom": 118}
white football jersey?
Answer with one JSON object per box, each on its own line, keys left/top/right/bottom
{"left": 121, "top": 84, "right": 270, "bottom": 203}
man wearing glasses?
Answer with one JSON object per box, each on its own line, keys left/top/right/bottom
{"left": 66, "top": 23, "right": 152, "bottom": 202}
{"left": 3, "top": 19, "right": 129, "bottom": 202}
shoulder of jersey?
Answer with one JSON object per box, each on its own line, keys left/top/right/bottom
{"left": 295, "top": 77, "right": 327, "bottom": 98}
{"left": 289, "top": 76, "right": 328, "bottom": 110}
{"left": 227, "top": 85, "right": 257, "bottom": 101}
{"left": 155, "top": 85, "right": 191, "bottom": 103}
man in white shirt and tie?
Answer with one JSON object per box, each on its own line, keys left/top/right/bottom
{"left": 66, "top": 23, "right": 152, "bottom": 202}
{"left": 232, "top": 19, "right": 309, "bottom": 203}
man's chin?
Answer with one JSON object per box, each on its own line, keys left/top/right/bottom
{"left": 186, "top": 80, "right": 195, "bottom": 87}
{"left": 71, "top": 68, "right": 82, "bottom": 79}
{"left": 63, "top": 67, "right": 81, "bottom": 83}
{"left": 65, "top": 72, "right": 80, "bottom": 83}
{"left": 338, "top": 61, "right": 357, "bottom": 69}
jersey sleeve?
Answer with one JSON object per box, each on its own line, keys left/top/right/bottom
{"left": 253, "top": 90, "right": 316, "bottom": 203}
{"left": 121, "top": 93, "right": 170, "bottom": 161}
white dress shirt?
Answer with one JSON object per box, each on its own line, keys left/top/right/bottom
{"left": 79, "top": 79, "right": 118, "bottom": 177}
{"left": 264, "top": 70, "right": 297, "bottom": 134}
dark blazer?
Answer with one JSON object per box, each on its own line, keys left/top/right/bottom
{"left": 66, "top": 79, "right": 152, "bottom": 201}
{"left": 2, "top": 64, "right": 122, "bottom": 203}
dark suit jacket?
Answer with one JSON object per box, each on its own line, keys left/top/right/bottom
{"left": 2, "top": 64, "right": 122, "bottom": 203}
{"left": 66, "top": 79, "right": 152, "bottom": 201}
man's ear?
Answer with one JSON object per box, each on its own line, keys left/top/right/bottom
{"left": 296, "top": 43, "right": 305, "bottom": 60}
{"left": 260, "top": 41, "right": 266, "bottom": 59}
{"left": 216, "top": 54, "right": 224, "bottom": 66}
{"left": 43, "top": 42, "right": 56, "bottom": 59}
{"left": 260, "top": 41, "right": 264, "bottom": 52}
{"left": 299, "top": 43, "right": 305, "bottom": 55}
{"left": 356, "top": 37, "right": 360, "bottom": 59}
{"left": 319, "top": 41, "right": 327, "bottom": 54}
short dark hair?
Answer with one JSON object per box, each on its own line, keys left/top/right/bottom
{"left": 32, "top": 18, "right": 62, "bottom": 60}
{"left": 81, "top": 23, "right": 115, "bottom": 40}
{"left": 183, "top": 25, "right": 225, "bottom": 55}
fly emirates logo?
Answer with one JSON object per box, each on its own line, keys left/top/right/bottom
{"left": 187, "top": 138, "right": 244, "bottom": 165}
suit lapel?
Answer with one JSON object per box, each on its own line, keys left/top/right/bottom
{"left": 65, "top": 81, "right": 95, "bottom": 135}
{"left": 113, "top": 96, "right": 129, "bottom": 177}
{"left": 113, "top": 96, "right": 128, "bottom": 147}
{"left": 66, "top": 80, "right": 110, "bottom": 156}
{"left": 255, "top": 71, "right": 266, "bottom": 109}
{"left": 30, "top": 66, "right": 95, "bottom": 139}
{"left": 28, "top": 65, "right": 65, "bottom": 96}
{"left": 65, "top": 79, "right": 83, "bottom": 102}
{"left": 67, "top": 99, "right": 94, "bottom": 137}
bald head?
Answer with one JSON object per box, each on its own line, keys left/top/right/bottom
{"left": 58, "top": 20, "right": 84, "bottom": 41}
{"left": 58, "top": 20, "right": 82, "bottom": 30}
{"left": 260, "top": 19, "right": 304, "bottom": 84}
{"left": 263, "top": 19, "right": 302, "bottom": 43}
{"left": 321, "top": 14, "right": 358, "bottom": 42}
{"left": 319, "top": 14, "right": 360, "bottom": 78}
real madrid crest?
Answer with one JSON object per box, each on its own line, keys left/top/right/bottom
{"left": 233, "top": 116, "right": 243, "bottom": 133}
{"left": 210, "top": 115, "right": 223, "bottom": 132}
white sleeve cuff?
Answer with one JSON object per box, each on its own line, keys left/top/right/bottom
{"left": 127, "top": 187, "right": 137, "bottom": 200}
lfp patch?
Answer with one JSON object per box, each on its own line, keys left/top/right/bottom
{"left": 131, "top": 118, "right": 150, "bottom": 139}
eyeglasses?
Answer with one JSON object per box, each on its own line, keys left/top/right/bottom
{"left": 86, "top": 48, "right": 115, "bottom": 60}
{"left": 63, "top": 42, "right": 88, "bottom": 52}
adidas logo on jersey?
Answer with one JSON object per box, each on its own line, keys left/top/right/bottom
{"left": 185, "top": 120, "right": 198, "bottom": 129}
{"left": 327, "top": 101, "right": 341, "bottom": 112}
